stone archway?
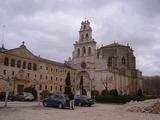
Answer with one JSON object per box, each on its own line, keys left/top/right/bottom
{"left": 76, "top": 71, "right": 91, "bottom": 96}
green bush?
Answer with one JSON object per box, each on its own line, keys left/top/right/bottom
{"left": 109, "top": 89, "right": 118, "bottom": 96}
{"left": 101, "top": 89, "right": 109, "bottom": 96}
{"left": 95, "top": 95, "right": 143, "bottom": 104}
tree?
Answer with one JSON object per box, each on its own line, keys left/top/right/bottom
{"left": 137, "top": 88, "right": 143, "bottom": 98}
{"left": 64, "top": 72, "right": 71, "bottom": 94}
{"left": 101, "top": 77, "right": 109, "bottom": 90}
{"left": 41, "top": 90, "right": 49, "bottom": 99}
{"left": 80, "top": 76, "right": 87, "bottom": 95}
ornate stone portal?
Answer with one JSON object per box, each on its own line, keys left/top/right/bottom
{"left": 76, "top": 71, "right": 91, "bottom": 95}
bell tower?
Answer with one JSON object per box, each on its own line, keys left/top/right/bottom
{"left": 71, "top": 20, "right": 97, "bottom": 96}
{"left": 72, "top": 20, "right": 96, "bottom": 61}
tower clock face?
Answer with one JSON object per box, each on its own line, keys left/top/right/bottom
{"left": 81, "top": 62, "right": 86, "bottom": 69}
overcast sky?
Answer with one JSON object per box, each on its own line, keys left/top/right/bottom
{"left": 0, "top": 0, "right": 160, "bottom": 76}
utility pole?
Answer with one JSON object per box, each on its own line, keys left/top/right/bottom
{"left": 1, "top": 25, "right": 5, "bottom": 46}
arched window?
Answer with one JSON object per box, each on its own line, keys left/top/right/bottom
{"left": 88, "top": 47, "right": 91, "bottom": 55}
{"left": 33, "top": 63, "right": 37, "bottom": 71}
{"left": 77, "top": 48, "right": 80, "bottom": 57}
{"left": 50, "top": 86, "right": 53, "bottom": 91}
{"left": 23, "top": 61, "right": 26, "bottom": 69}
{"left": 108, "top": 57, "right": 112, "bottom": 66}
{"left": 17, "top": 60, "right": 21, "bottom": 68}
{"left": 11, "top": 59, "right": 15, "bottom": 67}
{"left": 82, "top": 47, "right": 86, "bottom": 55}
{"left": 4, "top": 57, "right": 9, "bottom": 66}
{"left": 122, "top": 56, "right": 126, "bottom": 65}
{"left": 28, "top": 63, "right": 32, "bottom": 70}
{"left": 86, "top": 33, "right": 89, "bottom": 39}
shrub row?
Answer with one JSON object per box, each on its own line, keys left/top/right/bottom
{"left": 95, "top": 95, "right": 144, "bottom": 104}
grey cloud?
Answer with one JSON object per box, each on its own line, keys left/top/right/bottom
{"left": 0, "top": 0, "right": 160, "bottom": 75}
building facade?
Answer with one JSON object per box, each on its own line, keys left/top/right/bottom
{"left": 0, "top": 20, "right": 142, "bottom": 96}
{"left": 0, "top": 43, "right": 75, "bottom": 95}
{"left": 69, "top": 20, "right": 142, "bottom": 95}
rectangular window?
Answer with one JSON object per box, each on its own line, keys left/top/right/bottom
{"left": 12, "top": 71, "right": 15, "bottom": 76}
{"left": 56, "top": 77, "right": 58, "bottom": 81}
{"left": 40, "top": 75, "right": 42, "bottom": 79}
{"left": 40, "top": 66, "right": 42, "bottom": 69}
{"left": 46, "top": 67, "right": 48, "bottom": 70}
{"left": 45, "top": 85, "right": 47, "bottom": 90}
{"left": 60, "top": 86, "right": 62, "bottom": 91}
{"left": 3, "top": 70, "right": 6, "bottom": 75}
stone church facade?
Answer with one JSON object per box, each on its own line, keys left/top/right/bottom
{"left": 0, "top": 20, "right": 142, "bottom": 96}
{"left": 68, "top": 20, "right": 142, "bottom": 96}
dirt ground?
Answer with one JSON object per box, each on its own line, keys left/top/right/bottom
{"left": 0, "top": 102, "right": 160, "bottom": 120}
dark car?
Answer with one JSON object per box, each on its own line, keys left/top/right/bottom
{"left": 0, "top": 92, "right": 15, "bottom": 101}
{"left": 43, "top": 94, "right": 70, "bottom": 109}
{"left": 74, "top": 95, "right": 94, "bottom": 107}
{"left": 15, "top": 92, "right": 34, "bottom": 101}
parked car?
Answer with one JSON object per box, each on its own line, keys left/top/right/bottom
{"left": 0, "top": 92, "right": 15, "bottom": 101}
{"left": 43, "top": 94, "right": 70, "bottom": 109}
{"left": 15, "top": 92, "right": 34, "bottom": 101}
{"left": 74, "top": 95, "right": 94, "bottom": 107}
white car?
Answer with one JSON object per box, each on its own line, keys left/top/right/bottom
{"left": 16, "top": 92, "right": 34, "bottom": 101}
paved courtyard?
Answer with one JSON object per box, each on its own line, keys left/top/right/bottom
{"left": 0, "top": 102, "right": 160, "bottom": 120}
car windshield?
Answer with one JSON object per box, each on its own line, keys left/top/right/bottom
{"left": 23, "top": 92, "right": 33, "bottom": 96}
{"left": 75, "top": 95, "right": 91, "bottom": 99}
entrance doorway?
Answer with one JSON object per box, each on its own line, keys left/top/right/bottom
{"left": 17, "top": 85, "right": 24, "bottom": 93}
{"left": 76, "top": 71, "right": 91, "bottom": 96}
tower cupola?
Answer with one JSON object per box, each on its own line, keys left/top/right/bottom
{"left": 79, "top": 20, "right": 93, "bottom": 42}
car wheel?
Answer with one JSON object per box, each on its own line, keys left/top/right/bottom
{"left": 78, "top": 102, "right": 82, "bottom": 107}
{"left": 43, "top": 101, "right": 48, "bottom": 107}
{"left": 88, "top": 104, "right": 91, "bottom": 107}
{"left": 58, "top": 103, "right": 63, "bottom": 109}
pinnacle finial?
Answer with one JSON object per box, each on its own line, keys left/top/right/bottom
{"left": 20, "top": 41, "right": 26, "bottom": 48}
{"left": 22, "top": 41, "right": 25, "bottom": 45}
{"left": 2, "top": 44, "right": 4, "bottom": 48}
